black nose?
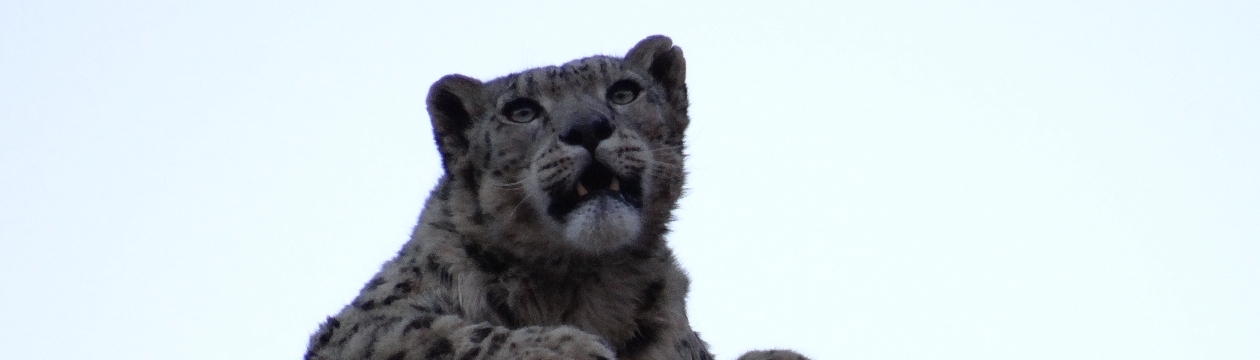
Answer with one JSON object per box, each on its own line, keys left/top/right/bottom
{"left": 558, "top": 116, "right": 615, "bottom": 152}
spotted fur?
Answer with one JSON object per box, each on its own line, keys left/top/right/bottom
{"left": 305, "top": 35, "right": 807, "bottom": 360}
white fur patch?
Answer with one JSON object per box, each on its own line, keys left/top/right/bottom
{"left": 562, "top": 195, "right": 642, "bottom": 253}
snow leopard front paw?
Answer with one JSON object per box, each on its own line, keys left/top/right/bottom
{"left": 495, "top": 325, "right": 615, "bottom": 360}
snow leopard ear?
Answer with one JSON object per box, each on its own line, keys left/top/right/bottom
{"left": 426, "top": 74, "right": 484, "bottom": 172}
{"left": 625, "top": 35, "right": 687, "bottom": 107}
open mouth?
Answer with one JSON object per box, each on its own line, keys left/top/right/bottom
{"left": 546, "top": 161, "right": 643, "bottom": 221}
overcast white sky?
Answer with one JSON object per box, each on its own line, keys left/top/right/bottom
{"left": 2, "top": 1, "right": 1258, "bottom": 359}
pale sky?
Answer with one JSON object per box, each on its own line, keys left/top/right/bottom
{"left": 2, "top": 1, "right": 1258, "bottom": 359}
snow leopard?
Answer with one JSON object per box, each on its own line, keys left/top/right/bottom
{"left": 304, "top": 35, "right": 808, "bottom": 360}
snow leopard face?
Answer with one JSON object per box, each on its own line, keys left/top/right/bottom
{"left": 425, "top": 36, "right": 688, "bottom": 254}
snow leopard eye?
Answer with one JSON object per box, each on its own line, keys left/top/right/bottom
{"left": 501, "top": 98, "right": 543, "bottom": 123}
{"left": 606, "top": 80, "right": 642, "bottom": 105}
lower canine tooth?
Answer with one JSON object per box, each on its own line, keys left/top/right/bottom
{"left": 577, "top": 183, "right": 588, "bottom": 196}
{"left": 609, "top": 178, "right": 620, "bottom": 191}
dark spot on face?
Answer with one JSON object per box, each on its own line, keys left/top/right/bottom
{"left": 436, "top": 181, "right": 453, "bottom": 201}
{"left": 385, "top": 351, "right": 406, "bottom": 360}
{"left": 426, "top": 338, "right": 454, "bottom": 359}
{"left": 314, "top": 325, "right": 335, "bottom": 347}
{"left": 483, "top": 132, "right": 493, "bottom": 163}
{"left": 354, "top": 299, "right": 376, "bottom": 311}
{"left": 340, "top": 324, "right": 359, "bottom": 346}
{"left": 404, "top": 315, "right": 436, "bottom": 333}
{"left": 484, "top": 332, "right": 509, "bottom": 356}
{"left": 363, "top": 277, "right": 386, "bottom": 291}
{"left": 382, "top": 295, "right": 401, "bottom": 306}
{"left": 394, "top": 281, "right": 413, "bottom": 292}
{"left": 405, "top": 266, "right": 425, "bottom": 280}
{"left": 469, "top": 325, "right": 493, "bottom": 343}
{"left": 461, "top": 166, "right": 482, "bottom": 199}
{"left": 458, "top": 347, "right": 482, "bottom": 360}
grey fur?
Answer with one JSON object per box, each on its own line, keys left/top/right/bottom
{"left": 305, "top": 35, "right": 808, "bottom": 360}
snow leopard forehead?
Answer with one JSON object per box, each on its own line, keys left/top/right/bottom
{"left": 488, "top": 56, "right": 654, "bottom": 102}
